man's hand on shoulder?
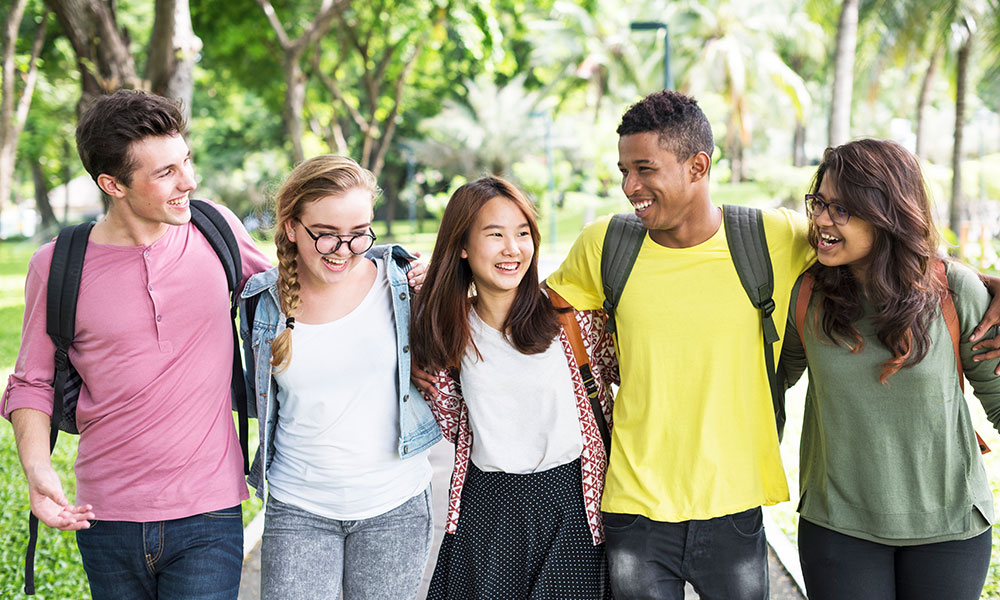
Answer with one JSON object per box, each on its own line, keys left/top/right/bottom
{"left": 407, "top": 252, "right": 426, "bottom": 293}
{"left": 971, "top": 272, "right": 1000, "bottom": 375}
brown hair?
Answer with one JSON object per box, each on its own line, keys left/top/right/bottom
{"left": 807, "top": 138, "right": 944, "bottom": 383}
{"left": 411, "top": 177, "right": 560, "bottom": 371}
{"left": 270, "top": 155, "right": 380, "bottom": 372}
{"left": 76, "top": 89, "right": 186, "bottom": 186}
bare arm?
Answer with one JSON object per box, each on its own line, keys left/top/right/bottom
{"left": 11, "top": 408, "right": 93, "bottom": 530}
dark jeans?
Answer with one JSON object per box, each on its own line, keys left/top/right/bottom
{"left": 602, "top": 507, "right": 769, "bottom": 600}
{"left": 798, "top": 517, "right": 992, "bottom": 600}
{"left": 75, "top": 505, "right": 243, "bottom": 600}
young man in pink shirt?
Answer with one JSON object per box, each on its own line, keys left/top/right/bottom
{"left": 2, "top": 90, "right": 272, "bottom": 599}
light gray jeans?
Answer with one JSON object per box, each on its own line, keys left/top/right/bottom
{"left": 260, "top": 487, "right": 433, "bottom": 600}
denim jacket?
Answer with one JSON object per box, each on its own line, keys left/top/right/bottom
{"left": 239, "top": 244, "right": 441, "bottom": 500}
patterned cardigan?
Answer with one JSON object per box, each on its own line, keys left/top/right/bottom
{"left": 422, "top": 309, "right": 619, "bottom": 545}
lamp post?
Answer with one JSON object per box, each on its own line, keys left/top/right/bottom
{"left": 630, "top": 21, "right": 672, "bottom": 90}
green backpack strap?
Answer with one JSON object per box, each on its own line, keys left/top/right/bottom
{"left": 600, "top": 213, "right": 646, "bottom": 335}
{"left": 722, "top": 204, "right": 784, "bottom": 438}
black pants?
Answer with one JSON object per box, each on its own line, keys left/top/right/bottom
{"left": 798, "top": 517, "right": 992, "bottom": 600}
{"left": 602, "top": 507, "right": 769, "bottom": 600}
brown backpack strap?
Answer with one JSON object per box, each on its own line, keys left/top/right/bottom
{"left": 934, "top": 260, "right": 990, "bottom": 454}
{"left": 795, "top": 272, "right": 815, "bottom": 352}
{"left": 547, "top": 289, "right": 612, "bottom": 455}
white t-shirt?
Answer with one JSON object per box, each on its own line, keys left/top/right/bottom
{"left": 459, "top": 309, "right": 583, "bottom": 474}
{"left": 267, "top": 260, "right": 432, "bottom": 520}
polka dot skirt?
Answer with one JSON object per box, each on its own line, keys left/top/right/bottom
{"left": 427, "top": 458, "right": 611, "bottom": 599}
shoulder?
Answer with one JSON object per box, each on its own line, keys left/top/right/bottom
{"left": 242, "top": 266, "right": 279, "bottom": 299}
{"left": 577, "top": 214, "right": 614, "bottom": 248}
{"left": 760, "top": 207, "right": 809, "bottom": 241}
{"left": 945, "top": 260, "right": 989, "bottom": 301}
{"left": 192, "top": 199, "right": 243, "bottom": 229}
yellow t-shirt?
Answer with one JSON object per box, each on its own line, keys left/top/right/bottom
{"left": 547, "top": 207, "right": 813, "bottom": 522}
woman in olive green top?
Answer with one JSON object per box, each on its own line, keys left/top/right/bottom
{"left": 780, "top": 139, "right": 999, "bottom": 600}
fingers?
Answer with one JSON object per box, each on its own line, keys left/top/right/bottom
{"left": 411, "top": 365, "right": 436, "bottom": 396}
{"left": 971, "top": 337, "right": 1000, "bottom": 375}
{"left": 407, "top": 258, "right": 428, "bottom": 292}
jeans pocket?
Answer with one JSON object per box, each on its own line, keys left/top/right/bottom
{"left": 602, "top": 512, "right": 641, "bottom": 530}
{"left": 728, "top": 507, "right": 764, "bottom": 538}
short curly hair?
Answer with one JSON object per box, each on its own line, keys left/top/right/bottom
{"left": 617, "top": 90, "right": 714, "bottom": 161}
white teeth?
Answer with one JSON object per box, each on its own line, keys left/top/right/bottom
{"left": 322, "top": 256, "right": 346, "bottom": 266}
{"left": 820, "top": 233, "right": 841, "bottom": 243}
{"left": 633, "top": 200, "right": 652, "bottom": 211}
{"left": 496, "top": 263, "right": 519, "bottom": 272}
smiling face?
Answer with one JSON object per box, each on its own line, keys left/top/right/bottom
{"left": 617, "top": 132, "right": 706, "bottom": 234}
{"left": 103, "top": 134, "right": 196, "bottom": 230}
{"left": 461, "top": 196, "right": 534, "bottom": 301}
{"left": 285, "top": 187, "right": 374, "bottom": 289}
{"left": 812, "top": 175, "right": 877, "bottom": 279}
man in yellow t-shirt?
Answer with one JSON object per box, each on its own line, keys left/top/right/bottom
{"left": 546, "top": 90, "right": 813, "bottom": 599}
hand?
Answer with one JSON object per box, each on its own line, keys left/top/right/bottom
{"left": 971, "top": 272, "right": 1000, "bottom": 374}
{"left": 26, "top": 464, "right": 94, "bottom": 531}
{"left": 407, "top": 252, "right": 426, "bottom": 293}
{"left": 411, "top": 363, "right": 437, "bottom": 397}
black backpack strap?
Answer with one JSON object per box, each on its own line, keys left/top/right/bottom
{"left": 722, "top": 204, "right": 784, "bottom": 438}
{"left": 27, "top": 221, "right": 94, "bottom": 595}
{"left": 600, "top": 213, "right": 646, "bottom": 335}
{"left": 189, "top": 200, "right": 250, "bottom": 475}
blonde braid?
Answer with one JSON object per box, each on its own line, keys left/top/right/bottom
{"left": 270, "top": 235, "right": 302, "bottom": 373}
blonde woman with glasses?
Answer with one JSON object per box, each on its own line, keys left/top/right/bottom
{"left": 239, "top": 155, "right": 440, "bottom": 599}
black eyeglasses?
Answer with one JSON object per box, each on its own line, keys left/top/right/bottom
{"left": 299, "top": 224, "right": 377, "bottom": 255}
{"left": 805, "top": 194, "right": 851, "bottom": 226}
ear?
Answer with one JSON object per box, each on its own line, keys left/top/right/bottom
{"left": 284, "top": 220, "right": 296, "bottom": 242}
{"left": 97, "top": 174, "right": 126, "bottom": 198}
{"left": 460, "top": 248, "right": 468, "bottom": 259}
{"left": 689, "top": 151, "right": 711, "bottom": 183}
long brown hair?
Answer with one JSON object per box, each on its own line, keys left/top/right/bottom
{"left": 411, "top": 177, "right": 560, "bottom": 371}
{"left": 807, "top": 139, "right": 944, "bottom": 383}
{"left": 270, "top": 155, "right": 379, "bottom": 372}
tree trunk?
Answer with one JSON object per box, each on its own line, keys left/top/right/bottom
{"left": 1, "top": 0, "right": 47, "bottom": 214}
{"left": 44, "top": 0, "right": 141, "bottom": 112}
{"left": 31, "top": 161, "right": 58, "bottom": 235}
{"left": 914, "top": 44, "right": 941, "bottom": 161}
{"left": 828, "top": 0, "right": 858, "bottom": 147}
{"left": 949, "top": 26, "right": 972, "bottom": 247}
{"left": 792, "top": 121, "right": 806, "bottom": 167}
{"left": 148, "top": 0, "right": 201, "bottom": 121}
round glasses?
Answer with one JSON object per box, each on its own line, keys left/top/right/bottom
{"left": 300, "top": 224, "right": 377, "bottom": 255}
{"left": 804, "top": 194, "right": 851, "bottom": 226}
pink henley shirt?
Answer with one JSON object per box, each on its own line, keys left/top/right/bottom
{"left": 2, "top": 202, "right": 272, "bottom": 521}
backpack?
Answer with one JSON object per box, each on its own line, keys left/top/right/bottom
{"left": 599, "top": 205, "right": 785, "bottom": 437}
{"left": 24, "top": 199, "right": 250, "bottom": 595}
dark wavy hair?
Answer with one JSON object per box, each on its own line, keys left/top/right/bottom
{"left": 411, "top": 177, "right": 560, "bottom": 371}
{"left": 807, "top": 138, "right": 944, "bottom": 383}
{"left": 617, "top": 90, "right": 714, "bottom": 160}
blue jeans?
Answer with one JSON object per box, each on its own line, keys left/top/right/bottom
{"left": 260, "top": 488, "right": 433, "bottom": 600}
{"left": 603, "top": 507, "right": 769, "bottom": 600}
{"left": 75, "top": 505, "right": 243, "bottom": 600}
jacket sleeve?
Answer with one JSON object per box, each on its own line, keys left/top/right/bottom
{"left": 421, "top": 368, "right": 462, "bottom": 443}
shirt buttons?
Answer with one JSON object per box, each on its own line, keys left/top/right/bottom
{"left": 399, "top": 292, "right": 407, "bottom": 300}
{"left": 403, "top": 345, "right": 409, "bottom": 353}
{"left": 143, "top": 250, "right": 150, "bottom": 258}
{"left": 156, "top": 315, "right": 162, "bottom": 322}
{"left": 147, "top": 284, "right": 154, "bottom": 292}
{"left": 403, "top": 394, "right": 409, "bottom": 402}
